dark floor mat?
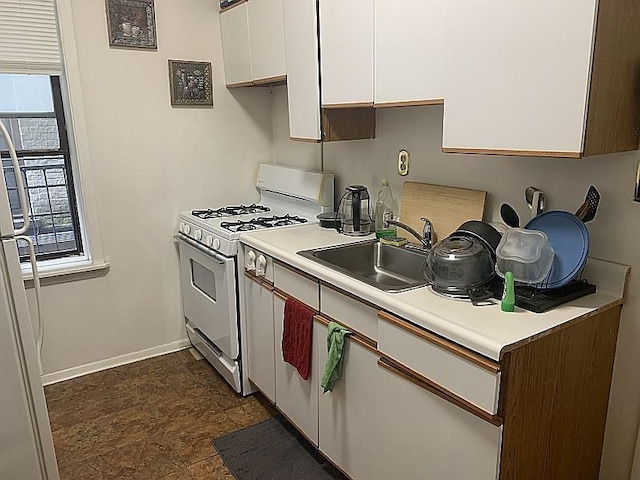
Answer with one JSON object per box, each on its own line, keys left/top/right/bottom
{"left": 213, "top": 415, "right": 346, "bottom": 480}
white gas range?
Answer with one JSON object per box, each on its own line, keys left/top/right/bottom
{"left": 176, "top": 164, "right": 334, "bottom": 394}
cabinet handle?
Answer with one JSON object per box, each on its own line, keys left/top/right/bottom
{"left": 273, "top": 288, "right": 288, "bottom": 301}
{"left": 314, "top": 314, "right": 378, "bottom": 354}
{"left": 378, "top": 311, "right": 500, "bottom": 374}
{"left": 377, "top": 356, "right": 503, "bottom": 427}
{"left": 244, "top": 270, "right": 273, "bottom": 290}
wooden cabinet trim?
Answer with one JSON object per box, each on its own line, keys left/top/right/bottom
{"left": 498, "top": 305, "right": 621, "bottom": 478}
{"left": 498, "top": 300, "right": 624, "bottom": 359}
{"left": 582, "top": 0, "right": 640, "bottom": 156}
{"left": 314, "top": 314, "right": 378, "bottom": 354}
{"left": 289, "top": 137, "right": 322, "bottom": 143}
{"left": 226, "top": 80, "right": 256, "bottom": 88}
{"left": 378, "top": 356, "right": 503, "bottom": 427}
{"left": 320, "top": 281, "right": 380, "bottom": 311}
{"left": 378, "top": 311, "right": 500, "bottom": 374}
{"left": 273, "top": 286, "right": 319, "bottom": 313}
{"left": 252, "top": 75, "right": 287, "bottom": 86}
{"left": 220, "top": 0, "right": 247, "bottom": 13}
{"left": 274, "top": 259, "right": 319, "bottom": 284}
{"left": 375, "top": 99, "right": 444, "bottom": 108}
{"left": 244, "top": 270, "right": 274, "bottom": 290}
{"left": 442, "top": 147, "right": 582, "bottom": 159}
{"left": 322, "top": 107, "right": 376, "bottom": 142}
{"left": 322, "top": 102, "right": 374, "bottom": 109}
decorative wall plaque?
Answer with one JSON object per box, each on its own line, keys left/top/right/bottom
{"left": 106, "top": 0, "right": 157, "bottom": 49}
{"left": 168, "top": 60, "right": 214, "bottom": 107}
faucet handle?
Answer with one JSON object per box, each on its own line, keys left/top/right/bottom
{"left": 419, "top": 217, "right": 436, "bottom": 249}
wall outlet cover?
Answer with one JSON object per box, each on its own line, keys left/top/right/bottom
{"left": 398, "top": 149, "right": 410, "bottom": 176}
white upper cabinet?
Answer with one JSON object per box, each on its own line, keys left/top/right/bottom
{"left": 283, "top": 0, "right": 321, "bottom": 140}
{"left": 248, "top": 0, "right": 286, "bottom": 82}
{"left": 374, "top": 0, "right": 445, "bottom": 107}
{"left": 319, "top": 0, "right": 374, "bottom": 106}
{"left": 443, "top": 0, "right": 597, "bottom": 157}
{"left": 442, "top": 0, "right": 640, "bottom": 158}
{"left": 220, "top": 0, "right": 286, "bottom": 86}
{"left": 220, "top": 2, "right": 253, "bottom": 86}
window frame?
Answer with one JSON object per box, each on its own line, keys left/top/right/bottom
{"left": 1, "top": 75, "right": 84, "bottom": 262}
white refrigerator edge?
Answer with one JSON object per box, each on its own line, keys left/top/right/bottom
{"left": 0, "top": 122, "right": 59, "bottom": 479}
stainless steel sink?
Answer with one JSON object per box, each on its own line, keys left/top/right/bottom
{"left": 298, "top": 240, "right": 428, "bottom": 292}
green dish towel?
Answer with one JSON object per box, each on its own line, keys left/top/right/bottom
{"left": 321, "top": 322, "right": 350, "bottom": 393}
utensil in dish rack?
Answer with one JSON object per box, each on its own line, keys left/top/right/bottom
{"left": 575, "top": 185, "right": 600, "bottom": 223}
{"left": 525, "top": 186, "right": 545, "bottom": 219}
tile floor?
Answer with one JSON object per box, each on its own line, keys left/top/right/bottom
{"left": 44, "top": 349, "right": 278, "bottom": 479}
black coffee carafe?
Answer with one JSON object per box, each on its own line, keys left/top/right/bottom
{"left": 338, "top": 185, "right": 372, "bottom": 236}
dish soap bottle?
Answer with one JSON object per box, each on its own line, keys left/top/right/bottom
{"left": 375, "top": 179, "right": 397, "bottom": 239}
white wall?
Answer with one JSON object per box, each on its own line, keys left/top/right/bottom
{"left": 35, "top": 0, "right": 274, "bottom": 377}
{"left": 272, "top": 96, "right": 640, "bottom": 478}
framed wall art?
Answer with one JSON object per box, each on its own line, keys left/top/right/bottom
{"left": 106, "top": 0, "right": 157, "bottom": 49}
{"left": 168, "top": 60, "right": 214, "bottom": 107}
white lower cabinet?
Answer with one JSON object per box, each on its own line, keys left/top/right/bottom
{"left": 316, "top": 322, "right": 379, "bottom": 480}
{"left": 244, "top": 273, "right": 276, "bottom": 402}
{"left": 376, "top": 361, "right": 502, "bottom": 480}
{"left": 273, "top": 293, "right": 319, "bottom": 446}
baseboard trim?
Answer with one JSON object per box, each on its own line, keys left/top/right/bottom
{"left": 41, "top": 339, "right": 192, "bottom": 386}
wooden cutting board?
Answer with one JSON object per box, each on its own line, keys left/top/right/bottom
{"left": 398, "top": 182, "right": 487, "bottom": 243}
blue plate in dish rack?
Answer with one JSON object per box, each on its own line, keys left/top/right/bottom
{"left": 524, "top": 210, "right": 589, "bottom": 289}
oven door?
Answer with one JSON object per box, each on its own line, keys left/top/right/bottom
{"left": 177, "top": 235, "right": 239, "bottom": 360}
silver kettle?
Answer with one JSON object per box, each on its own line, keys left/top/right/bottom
{"left": 338, "top": 185, "right": 372, "bottom": 236}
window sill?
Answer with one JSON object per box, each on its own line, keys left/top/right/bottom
{"left": 22, "top": 257, "right": 110, "bottom": 286}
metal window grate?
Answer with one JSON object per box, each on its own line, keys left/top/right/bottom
{"left": 2, "top": 155, "right": 82, "bottom": 260}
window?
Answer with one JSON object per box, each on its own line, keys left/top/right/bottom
{"left": 0, "top": 74, "right": 83, "bottom": 261}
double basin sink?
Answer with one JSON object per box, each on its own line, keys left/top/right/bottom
{"left": 298, "top": 239, "right": 428, "bottom": 293}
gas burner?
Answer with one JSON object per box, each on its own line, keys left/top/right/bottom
{"left": 220, "top": 214, "right": 308, "bottom": 232}
{"left": 220, "top": 219, "right": 267, "bottom": 232}
{"left": 192, "top": 204, "right": 270, "bottom": 218}
{"left": 256, "top": 215, "right": 308, "bottom": 227}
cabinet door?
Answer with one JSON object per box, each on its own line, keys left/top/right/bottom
{"left": 248, "top": 0, "right": 286, "bottom": 82}
{"left": 220, "top": 3, "right": 253, "bottom": 86}
{"left": 273, "top": 293, "right": 319, "bottom": 445}
{"left": 374, "top": 0, "right": 445, "bottom": 106}
{"left": 442, "top": 0, "right": 597, "bottom": 157}
{"left": 283, "top": 0, "right": 321, "bottom": 140}
{"left": 316, "top": 322, "right": 379, "bottom": 480}
{"left": 319, "top": 0, "right": 374, "bottom": 106}
{"left": 244, "top": 274, "right": 276, "bottom": 402}
{"left": 377, "top": 360, "right": 502, "bottom": 479}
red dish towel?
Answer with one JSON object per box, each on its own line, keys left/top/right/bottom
{"left": 282, "top": 297, "right": 315, "bottom": 380}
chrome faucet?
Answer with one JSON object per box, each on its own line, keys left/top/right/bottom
{"left": 384, "top": 215, "right": 436, "bottom": 250}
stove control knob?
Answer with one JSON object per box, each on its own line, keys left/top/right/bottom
{"left": 212, "top": 238, "right": 221, "bottom": 250}
{"left": 205, "top": 236, "right": 213, "bottom": 247}
{"left": 179, "top": 222, "right": 185, "bottom": 233}
{"left": 183, "top": 224, "right": 191, "bottom": 235}
{"left": 195, "top": 230, "right": 202, "bottom": 241}
{"left": 246, "top": 250, "right": 256, "bottom": 271}
{"left": 256, "top": 255, "right": 267, "bottom": 277}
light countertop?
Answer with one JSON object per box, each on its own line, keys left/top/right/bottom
{"left": 240, "top": 224, "right": 629, "bottom": 361}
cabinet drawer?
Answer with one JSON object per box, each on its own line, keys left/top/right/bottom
{"left": 274, "top": 262, "right": 319, "bottom": 309}
{"left": 378, "top": 312, "right": 500, "bottom": 414}
{"left": 320, "top": 285, "right": 377, "bottom": 342}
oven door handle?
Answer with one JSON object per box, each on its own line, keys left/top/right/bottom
{"left": 175, "top": 234, "right": 227, "bottom": 264}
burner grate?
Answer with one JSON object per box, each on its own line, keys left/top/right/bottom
{"left": 220, "top": 214, "right": 308, "bottom": 232}
{"left": 192, "top": 204, "right": 270, "bottom": 218}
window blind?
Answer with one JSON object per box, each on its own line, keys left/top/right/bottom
{"left": 0, "top": 0, "right": 62, "bottom": 75}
